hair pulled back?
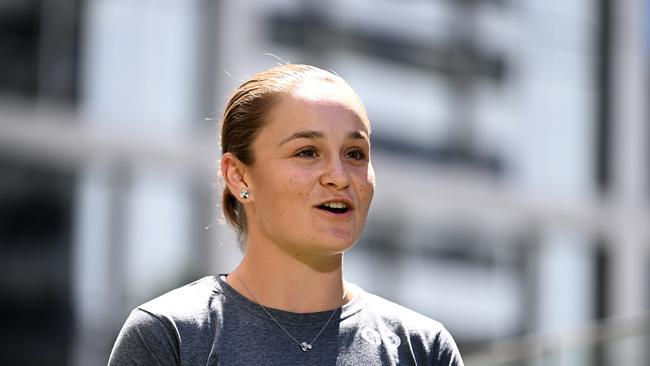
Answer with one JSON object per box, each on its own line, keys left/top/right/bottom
{"left": 220, "top": 64, "right": 346, "bottom": 239}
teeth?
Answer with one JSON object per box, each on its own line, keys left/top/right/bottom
{"left": 323, "top": 202, "right": 347, "bottom": 209}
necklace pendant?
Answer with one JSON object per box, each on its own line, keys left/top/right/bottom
{"left": 300, "top": 342, "right": 312, "bottom": 352}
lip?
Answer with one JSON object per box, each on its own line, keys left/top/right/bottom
{"left": 314, "top": 197, "right": 354, "bottom": 210}
{"left": 313, "top": 197, "right": 355, "bottom": 218}
{"left": 313, "top": 206, "right": 354, "bottom": 219}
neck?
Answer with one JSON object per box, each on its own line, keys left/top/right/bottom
{"left": 227, "top": 237, "right": 351, "bottom": 313}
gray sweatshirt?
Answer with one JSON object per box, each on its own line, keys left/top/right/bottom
{"left": 108, "top": 276, "right": 464, "bottom": 365}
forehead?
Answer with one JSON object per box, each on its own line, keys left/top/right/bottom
{"left": 292, "top": 79, "right": 358, "bottom": 102}
{"left": 284, "top": 79, "right": 370, "bottom": 129}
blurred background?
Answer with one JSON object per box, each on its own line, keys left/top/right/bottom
{"left": 0, "top": 0, "right": 649, "bottom": 365}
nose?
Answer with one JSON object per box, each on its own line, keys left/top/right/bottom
{"left": 320, "top": 156, "right": 351, "bottom": 190}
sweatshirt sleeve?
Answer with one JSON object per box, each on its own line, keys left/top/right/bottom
{"left": 108, "top": 308, "right": 180, "bottom": 366}
{"left": 433, "top": 326, "right": 464, "bottom": 366}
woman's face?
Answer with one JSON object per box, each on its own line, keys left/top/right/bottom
{"left": 244, "top": 80, "right": 375, "bottom": 258}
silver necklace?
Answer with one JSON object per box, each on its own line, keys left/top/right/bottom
{"left": 234, "top": 275, "right": 344, "bottom": 352}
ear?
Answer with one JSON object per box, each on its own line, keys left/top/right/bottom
{"left": 221, "top": 152, "right": 250, "bottom": 203}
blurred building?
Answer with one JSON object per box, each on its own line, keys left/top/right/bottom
{"left": 0, "top": 0, "right": 648, "bottom": 365}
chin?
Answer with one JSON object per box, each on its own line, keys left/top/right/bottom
{"left": 319, "top": 233, "right": 359, "bottom": 254}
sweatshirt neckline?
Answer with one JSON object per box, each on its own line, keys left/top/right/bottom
{"left": 214, "top": 274, "right": 366, "bottom": 326}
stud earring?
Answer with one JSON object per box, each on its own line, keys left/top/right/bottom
{"left": 239, "top": 189, "right": 249, "bottom": 199}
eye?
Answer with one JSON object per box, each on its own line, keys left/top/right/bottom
{"left": 346, "top": 149, "right": 366, "bottom": 161}
{"left": 296, "top": 148, "right": 318, "bottom": 159}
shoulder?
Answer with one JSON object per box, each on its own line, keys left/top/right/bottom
{"left": 109, "top": 276, "right": 225, "bottom": 365}
{"left": 128, "top": 276, "right": 226, "bottom": 343}
{"left": 362, "top": 290, "right": 445, "bottom": 335}
{"left": 358, "top": 289, "right": 464, "bottom": 365}
{"left": 110, "top": 307, "right": 180, "bottom": 361}
{"left": 137, "top": 275, "right": 224, "bottom": 324}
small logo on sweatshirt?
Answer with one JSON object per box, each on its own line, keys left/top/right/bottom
{"left": 360, "top": 327, "right": 401, "bottom": 349}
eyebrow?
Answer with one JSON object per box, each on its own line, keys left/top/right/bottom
{"left": 347, "top": 130, "right": 368, "bottom": 140}
{"left": 278, "top": 130, "right": 368, "bottom": 146}
{"left": 278, "top": 130, "right": 323, "bottom": 146}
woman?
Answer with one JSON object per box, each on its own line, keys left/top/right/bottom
{"left": 109, "top": 64, "right": 464, "bottom": 365}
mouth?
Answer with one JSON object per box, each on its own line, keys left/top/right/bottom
{"left": 316, "top": 201, "right": 351, "bottom": 214}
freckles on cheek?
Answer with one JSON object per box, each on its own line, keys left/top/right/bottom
{"left": 289, "top": 172, "right": 311, "bottom": 194}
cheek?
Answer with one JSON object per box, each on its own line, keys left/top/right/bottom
{"left": 360, "top": 184, "right": 374, "bottom": 209}
{"left": 266, "top": 170, "right": 313, "bottom": 213}
{"left": 355, "top": 169, "right": 376, "bottom": 204}
{"left": 288, "top": 173, "right": 308, "bottom": 191}
{"left": 253, "top": 168, "right": 285, "bottom": 210}
{"left": 366, "top": 169, "right": 376, "bottom": 194}
{"left": 288, "top": 169, "right": 318, "bottom": 194}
